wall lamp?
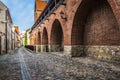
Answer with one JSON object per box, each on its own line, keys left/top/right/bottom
{"left": 0, "top": 20, "right": 7, "bottom": 23}
{"left": 37, "top": 26, "right": 41, "bottom": 31}
{"left": 46, "top": 18, "right": 49, "bottom": 21}
{"left": 61, "top": 3, "right": 66, "bottom": 6}
{"left": 41, "top": 22, "right": 45, "bottom": 27}
{"left": 0, "top": 32, "right": 5, "bottom": 36}
{"left": 51, "top": 12, "right": 56, "bottom": 15}
{"left": 60, "top": 11, "right": 67, "bottom": 21}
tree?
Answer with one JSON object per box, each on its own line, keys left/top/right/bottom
{"left": 24, "top": 33, "right": 28, "bottom": 45}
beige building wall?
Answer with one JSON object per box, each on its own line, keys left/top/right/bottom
{"left": 0, "top": 1, "right": 13, "bottom": 54}
{"left": 7, "top": 15, "right": 13, "bottom": 51}
{"left": 0, "top": 2, "right": 7, "bottom": 54}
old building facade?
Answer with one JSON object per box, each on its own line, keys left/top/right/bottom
{"left": 6, "top": 10, "right": 13, "bottom": 52}
{"left": 22, "top": 28, "right": 31, "bottom": 46}
{"left": 14, "top": 26, "right": 20, "bottom": 48}
{"left": 0, "top": 1, "right": 13, "bottom": 54}
{"left": 30, "top": 0, "right": 120, "bottom": 60}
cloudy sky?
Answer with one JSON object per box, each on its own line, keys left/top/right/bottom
{"left": 1, "top": 0, "right": 49, "bottom": 33}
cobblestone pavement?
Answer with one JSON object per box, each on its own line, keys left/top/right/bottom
{"left": 0, "top": 49, "right": 21, "bottom": 80}
{"left": 0, "top": 47, "right": 120, "bottom": 80}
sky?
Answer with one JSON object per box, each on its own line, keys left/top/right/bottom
{"left": 0, "top": 0, "right": 49, "bottom": 33}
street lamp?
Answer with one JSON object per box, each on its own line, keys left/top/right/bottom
{"left": 0, "top": 20, "right": 7, "bottom": 23}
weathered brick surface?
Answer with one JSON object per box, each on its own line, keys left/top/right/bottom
{"left": 84, "top": 0, "right": 120, "bottom": 45}
{"left": 72, "top": 0, "right": 120, "bottom": 45}
{"left": 31, "top": 0, "right": 120, "bottom": 60}
{"left": 36, "top": 31, "right": 41, "bottom": 45}
{"left": 42, "top": 28, "right": 48, "bottom": 45}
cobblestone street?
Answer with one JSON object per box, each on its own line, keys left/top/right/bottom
{"left": 0, "top": 47, "right": 120, "bottom": 80}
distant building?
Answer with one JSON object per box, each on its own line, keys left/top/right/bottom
{"left": 20, "top": 28, "right": 31, "bottom": 46}
{"left": 14, "top": 26, "right": 20, "bottom": 48}
{"left": 20, "top": 32, "right": 25, "bottom": 46}
{"left": 11, "top": 26, "right": 20, "bottom": 50}
{"left": 34, "top": 0, "right": 47, "bottom": 22}
{"left": 26, "top": 28, "right": 31, "bottom": 45}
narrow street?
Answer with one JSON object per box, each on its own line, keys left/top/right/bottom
{"left": 0, "top": 47, "right": 120, "bottom": 80}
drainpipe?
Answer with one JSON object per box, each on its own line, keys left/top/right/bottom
{"left": 5, "top": 10, "right": 7, "bottom": 53}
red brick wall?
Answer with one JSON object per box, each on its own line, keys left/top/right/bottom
{"left": 71, "top": 0, "right": 120, "bottom": 45}
{"left": 50, "top": 19, "right": 63, "bottom": 45}
{"left": 36, "top": 31, "right": 41, "bottom": 45}
{"left": 31, "top": 0, "right": 120, "bottom": 48}
{"left": 84, "top": 0, "right": 120, "bottom": 45}
{"left": 42, "top": 27, "right": 48, "bottom": 45}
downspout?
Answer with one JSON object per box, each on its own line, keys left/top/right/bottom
{"left": 5, "top": 9, "right": 7, "bottom": 53}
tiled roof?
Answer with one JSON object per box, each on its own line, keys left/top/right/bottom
{"left": 14, "top": 26, "right": 19, "bottom": 33}
{"left": 35, "top": 0, "right": 47, "bottom": 11}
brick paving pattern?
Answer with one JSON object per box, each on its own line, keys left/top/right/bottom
{"left": 0, "top": 47, "right": 120, "bottom": 80}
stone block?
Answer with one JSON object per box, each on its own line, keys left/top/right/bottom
{"left": 86, "top": 46, "right": 120, "bottom": 61}
{"left": 35, "top": 45, "right": 41, "bottom": 52}
{"left": 71, "top": 45, "right": 85, "bottom": 57}
{"left": 50, "top": 45, "right": 64, "bottom": 52}
{"left": 41, "top": 45, "right": 49, "bottom": 52}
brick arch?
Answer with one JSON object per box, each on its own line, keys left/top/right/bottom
{"left": 36, "top": 31, "right": 41, "bottom": 45}
{"left": 50, "top": 19, "right": 64, "bottom": 52}
{"left": 42, "top": 27, "right": 49, "bottom": 52}
{"left": 45, "top": 16, "right": 67, "bottom": 45}
{"left": 33, "top": 37, "right": 36, "bottom": 45}
{"left": 70, "top": 0, "right": 120, "bottom": 31}
{"left": 30, "top": 35, "right": 34, "bottom": 45}
{"left": 107, "top": 0, "right": 120, "bottom": 28}
{"left": 32, "top": 32, "right": 36, "bottom": 45}
{"left": 71, "top": 0, "right": 120, "bottom": 57}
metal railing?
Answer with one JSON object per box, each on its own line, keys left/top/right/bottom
{"left": 32, "top": 0, "right": 65, "bottom": 30}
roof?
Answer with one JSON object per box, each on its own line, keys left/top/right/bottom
{"left": 0, "top": 1, "right": 7, "bottom": 10}
{"left": 31, "top": 0, "right": 57, "bottom": 30}
{"left": 35, "top": 0, "right": 47, "bottom": 11}
{"left": 14, "top": 26, "right": 19, "bottom": 34}
{"left": 0, "top": 1, "right": 13, "bottom": 24}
